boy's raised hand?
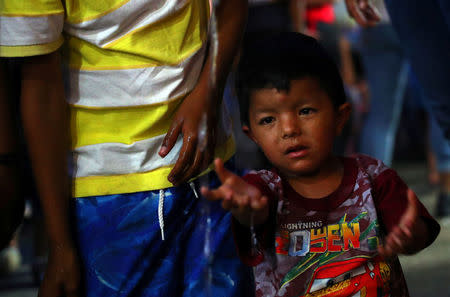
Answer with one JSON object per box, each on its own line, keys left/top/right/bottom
{"left": 378, "top": 189, "right": 422, "bottom": 258}
{"left": 201, "top": 159, "right": 269, "bottom": 226}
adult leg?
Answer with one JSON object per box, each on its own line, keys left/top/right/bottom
{"left": 430, "top": 114, "right": 450, "bottom": 218}
{"left": 411, "top": 69, "right": 450, "bottom": 217}
{"left": 385, "top": 0, "right": 450, "bottom": 139}
{"left": 358, "top": 25, "right": 408, "bottom": 166}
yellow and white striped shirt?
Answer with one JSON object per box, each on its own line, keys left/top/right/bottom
{"left": 0, "top": 0, "right": 235, "bottom": 198}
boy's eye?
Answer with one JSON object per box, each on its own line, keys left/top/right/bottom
{"left": 299, "top": 108, "right": 315, "bottom": 115}
{"left": 259, "top": 117, "right": 274, "bottom": 125}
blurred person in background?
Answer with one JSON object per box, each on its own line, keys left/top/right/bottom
{"left": 345, "top": 0, "right": 450, "bottom": 141}
{"left": 355, "top": 0, "right": 408, "bottom": 167}
{"left": 407, "top": 72, "right": 450, "bottom": 219}
{"left": 346, "top": 0, "right": 450, "bottom": 218}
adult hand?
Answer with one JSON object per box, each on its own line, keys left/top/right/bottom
{"left": 378, "top": 189, "right": 420, "bottom": 258}
{"left": 345, "top": 0, "right": 381, "bottom": 27}
{"left": 159, "top": 85, "right": 218, "bottom": 186}
{"left": 38, "top": 243, "right": 82, "bottom": 297}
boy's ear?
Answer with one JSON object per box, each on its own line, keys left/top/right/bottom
{"left": 336, "top": 102, "right": 352, "bottom": 136}
{"left": 242, "top": 125, "right": 258, "bottom": 144}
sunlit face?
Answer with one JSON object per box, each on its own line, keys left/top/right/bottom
{"left": 243, "top": 78, "right": 350, "bottom": 178}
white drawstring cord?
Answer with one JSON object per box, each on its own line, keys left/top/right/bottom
{"left": 158, "top": 183, "right": 199, "bottom": 241}
{"left": 158, "top": 189, "right": 165, "bottom": 241}
{"left": 189, "top": 181, "right": 199, "bottom": 199}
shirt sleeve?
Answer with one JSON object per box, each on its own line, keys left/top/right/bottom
{"left": 0, "top": 0, "right": 64, "bottom": 57}
{"left": 373, "top": 169, "right": 440, "bottom": 248}
{"left": 231, "top": 172, "right": 277, "bottom": 266}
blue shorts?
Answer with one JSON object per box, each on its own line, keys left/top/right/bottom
{"left": 72, "top": 164, "right": 254, "bottom": 297}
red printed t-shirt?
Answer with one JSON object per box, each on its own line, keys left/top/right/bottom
{"left": 234, "top": 154, "right": 440, "bottom": 297}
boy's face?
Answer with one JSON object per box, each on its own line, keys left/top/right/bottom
{"left": 243, "top": 78, "right": 350, "bottom": 177}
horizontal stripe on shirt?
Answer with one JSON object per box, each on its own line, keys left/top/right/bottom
{"left": 1, "top": 1, "right": 63, "bottom": 16}
{"left": 65, "top": 46, "right": 205, "bottom": 106}
{"left": 71, "top": 98, "right": 181, "bottom": 148}
{"left": 64, "top": 0, "right": 208, "bottom": 68}
{"left": 73, "top": 106, "right": 233, "bottom": 178}
{"left": 73, "top": 136, "right": 235, "bottom": 197}
{"left": 0, "top": 14, "right": 63, "bottom": 46}
{"left": 64, "top": 0, "right": 189, "bottom": 43}
{"left": 0, "top": 37, "right": 63, "bottom": 57}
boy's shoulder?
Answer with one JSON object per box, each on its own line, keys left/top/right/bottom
{"left": 348, "top": 153, "right": 391, "bottom": 180}
{"left": 244, "top": 169, "right": 283, "bottom": 197}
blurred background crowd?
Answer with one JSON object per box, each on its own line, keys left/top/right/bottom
{"left": 1, "top": 0, "right": 449, "bottom": 296}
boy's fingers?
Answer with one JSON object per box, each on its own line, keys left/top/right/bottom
{"left": 378, "top": 245, "right": 391, "bottom": 258}
{"left": 390, "top": 233, "right": 404, "bottom": 250}
{"left": 213, "top": 158, "right": 233, "bottom": 183}
{"left": 251, "top": 195, "right": 268, "bottom": 210}
{"left": 202, "top": 188, "right": 226, "bottom": 201}
{"left": 406, "top": 189, "right": 419, "bottom": 218}
{"left": 399, "top": 222, "right": 413, "bottom": 238}
{"left": 399, "top": 189, "right": 419, "bottom": 228}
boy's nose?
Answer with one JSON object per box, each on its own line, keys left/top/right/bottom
{"left": 281, "top": 115, "right": 300, "bottom": 139}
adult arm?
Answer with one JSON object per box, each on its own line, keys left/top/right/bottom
{"left": 20, "top": 52, "right": 81, "bottom": 297}
{"left": 159, "top": 0, "right": 248, "bottom": 185}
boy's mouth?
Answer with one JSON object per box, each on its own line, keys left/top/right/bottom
{"left": 285, "top": 145, "right": 308, "bottom": 158}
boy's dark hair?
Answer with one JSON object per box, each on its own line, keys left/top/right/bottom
{"left": 236, "top": 32, "right": 347, "bottom": 126}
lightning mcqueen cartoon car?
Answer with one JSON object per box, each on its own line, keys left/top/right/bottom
{"left": 303, "top": 256, "right": 391, "bottom": 297}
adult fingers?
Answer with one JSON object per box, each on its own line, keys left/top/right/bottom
{"left": 64, "top": 272, "right": 81, "bottom": 297}
{"left": 38, "top": 277, "right": 60, "bottom": 297}
{"left": 177, "top": 146, "right": 204, "bottom": 185}
{"left": 159, "top": 118, "right": 182, "bottom": 158}
{"left": 168, "top": 133, "right": 196, "bottom": 185}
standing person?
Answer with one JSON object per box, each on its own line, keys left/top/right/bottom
{"left": 345, "top": 0, "right": 450, "bottom": 217}
{"left": 356, "top": 0, "right": 409, "bottom": 166}
{"left": 407, "top": 72, "right": 450, "bottom": 219}
{"left": 345, "top": 0, "right": 450, "bottom": 140}
{"left": 202, "top": 32, "right": 440, "bottom": 296}
{"left": 0, "top": 0, "right": 253, "bottom": 296}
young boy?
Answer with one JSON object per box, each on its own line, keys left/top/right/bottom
{"left": 201, "top": 32, "right": 440, "bottom": 297}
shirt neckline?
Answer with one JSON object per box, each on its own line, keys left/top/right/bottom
{"left": 280, "top": 156, "right": 358, "bottom": 211}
